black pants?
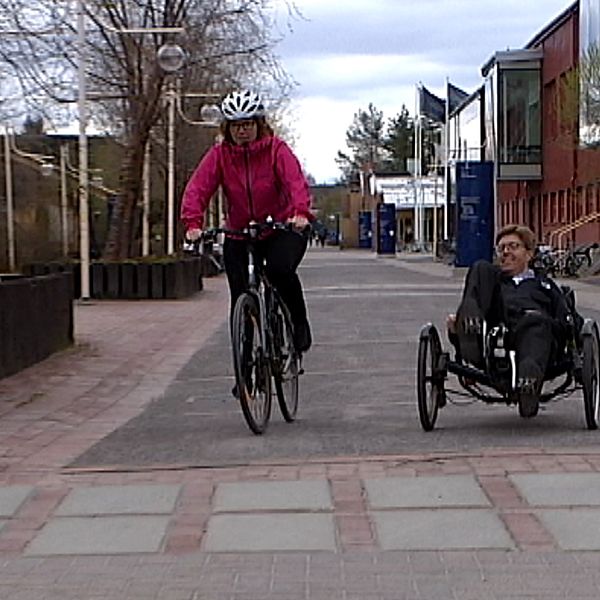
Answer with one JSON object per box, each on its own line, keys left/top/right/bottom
{"left": 223, "top": 229, "right": 309, "bottom": 331}
{"left": 457, "top": 261, "right": 556, "bottom": 380}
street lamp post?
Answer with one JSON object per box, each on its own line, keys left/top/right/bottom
{"left": 157, "top": 42, "right": 186, "bottom": 256}
{"left": 3, "top": 130, "right": 15, "bottom": 271}
{"left": 60, "top": 144, "right": 69, "bottom": 256}
{"left": 76, "top": 0, "right": 90, "bottom": 298}
{"left": 156, "top": 47, "right": 220, "bottom": 255}
{"left": 166, "top": 81, "right": 177, "bottom": 255}
{"left": 142, "top": 141, "right": 150, "bottom": 256}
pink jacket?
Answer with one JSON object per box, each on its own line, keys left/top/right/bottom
{"left": 180, "top": 135, "right": 312, "bottom": 232}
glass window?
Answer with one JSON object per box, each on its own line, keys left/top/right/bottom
{"left": 580, "top": 0, "right": 600, "bottom": 146}
{"left": 498, "top": 69, "right": 541, "bottom": 164}
{"left": 484, "top": 74, "right": 496, "bottom": 162}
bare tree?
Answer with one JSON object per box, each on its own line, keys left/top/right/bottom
{"left": 0, "top": 0, "right": 294, "bottom": 259}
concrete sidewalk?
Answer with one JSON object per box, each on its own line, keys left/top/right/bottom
{"left": 1, "top": 251, "right": 600, "bottom": 599}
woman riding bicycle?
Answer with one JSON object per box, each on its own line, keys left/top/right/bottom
{"left": 180, "top": 89, "right": 313, "bottom": 356}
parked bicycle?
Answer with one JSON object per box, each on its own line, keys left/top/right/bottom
{"left": 184, "top": 219, "right": 303, "bottom": 434}
{"left": 532, "top": 243, "right": 598, "bottom": 278}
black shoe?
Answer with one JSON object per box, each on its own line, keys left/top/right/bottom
{"left": 461, "top": 316, "right": 483, "bottom": 336}
{"left": 518, "top": 377, "right": 540, "bottom": 418}
{"left": 294, "top": 320, "right": 312, "bottom": 353}
{"left": 457, "top": 315, "right": 483, "bottom": 368}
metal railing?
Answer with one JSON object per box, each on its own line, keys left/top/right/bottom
{"left": 547, "top": 210, "right": 600, "bottom": 252}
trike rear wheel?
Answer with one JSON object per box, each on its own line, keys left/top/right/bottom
{"left": 582, "top": 323, "right": 600, "bottom": 430}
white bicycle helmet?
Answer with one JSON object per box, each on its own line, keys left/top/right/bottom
{"left": 220, "top": 90, "right": 265, "bottom": 120}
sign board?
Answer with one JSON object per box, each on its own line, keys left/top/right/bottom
{"left": 455, "top": 161, "right": 494, "bottom": 267}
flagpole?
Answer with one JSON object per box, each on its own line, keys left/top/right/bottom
{"left": 444, "top": 76, "right": 450, "bottom": 241}
{"left": 414, "top": 84, "right": 420, "bottom": 250}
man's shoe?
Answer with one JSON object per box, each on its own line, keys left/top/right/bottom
{"left": 461, "top": 316, "right": 483, "bottom": 336}
{"left": 456, "top": 315, "right": 484, "bottom": 368}
{"left": 294, "top": 320, "right": 312, "bottom": 353}
{"left": 518, "top": 377, "right": 540, "bottom": 418}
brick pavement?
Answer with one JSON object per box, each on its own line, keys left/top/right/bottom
{"left": 1, "top": 253, "right": 600, "bottom": 599}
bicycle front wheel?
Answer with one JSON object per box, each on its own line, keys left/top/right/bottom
{"left": 272, "top": 296, "right": 300, "bottom": 422}
{"left": 232, "top": 293, "right": 272, "bottom": 434}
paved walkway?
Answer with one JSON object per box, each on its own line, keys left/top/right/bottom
{"left": 1, "top": 250, "right": 600, "bottom": 599}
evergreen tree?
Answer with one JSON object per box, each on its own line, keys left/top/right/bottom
{"left": 336, "top": 103, "right": 388, "bottom": 182}
{"left": 383, "top": 105, "right": 413, "bottom": 173}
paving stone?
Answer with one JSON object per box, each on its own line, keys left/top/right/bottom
{"left": 537, "top": 509, "right": 600, "bottom": 550}
{"left": 213, "top": 480, "right": 332, "bottom": 512}
{"left": 0, "top": 486, "right": 34, "bottom": 517}
{"left": 24, "top": 516, "right": 171, "bottom": 555}
{"left": 54, "top": 485, "right": 181, "bottom": 516}
{"left": 372, "top": 509, "right": 514, "bottom": 550}
{"left": 203, "top": 513, "right": 336, "bottom": 552}
{"left": 510, "top": 474, "right": 600, "bottom": 506}
{"left": 364, "top": 475, "right": 490, "bottom": 508}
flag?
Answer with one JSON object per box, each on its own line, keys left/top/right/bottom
{"left": 419, "top": 86, "right": 445, "bottom": 123}
{"left": 447, "top": 82, "right": 469, "bottom": 114}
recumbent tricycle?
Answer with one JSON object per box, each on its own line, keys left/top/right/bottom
{"left": 416, "top": 284, "right": 600, "bottom": 431}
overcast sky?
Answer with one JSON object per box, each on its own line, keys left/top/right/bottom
{"left": 272, "top": 0, "right": 575, "bottom": 183}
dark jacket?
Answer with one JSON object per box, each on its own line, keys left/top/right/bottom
{"left": 499, "top": 274, "right": 572, "bottom": 341}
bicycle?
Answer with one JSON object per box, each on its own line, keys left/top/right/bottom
{"left": 533, "top": 243, "right": 597, "bottom": 278}
{"left": 185, "top": 219, "right": 303, "bottom": 434}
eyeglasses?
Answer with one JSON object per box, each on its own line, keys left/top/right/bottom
{"left": 230, "top": 120, "right": 257, "bottom": 131}
{"left": 496, "top": 241, "right": 525, "bottom": 253}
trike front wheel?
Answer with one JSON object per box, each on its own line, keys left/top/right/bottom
{"left": 417, "top": 323, "right": 445, "bottom": 431}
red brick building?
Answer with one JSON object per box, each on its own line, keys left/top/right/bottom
{"left": 452, "top": 1, "right": 600, "bottom": 248}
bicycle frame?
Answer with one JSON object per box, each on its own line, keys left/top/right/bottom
{"left": 201, "top": 220, "right": 292, "bottom": 361}
{"left": 244, "top": 232, "right": 275, "bottom": 361}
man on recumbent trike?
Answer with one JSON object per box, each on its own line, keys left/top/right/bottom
{"left": 447, "top": 224, "right": 582, "bottom": 418}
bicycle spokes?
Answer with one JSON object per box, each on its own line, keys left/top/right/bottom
{"left": 232, "top": 294, "right": 272, "bottom": 435}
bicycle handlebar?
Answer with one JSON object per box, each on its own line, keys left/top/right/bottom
{"left": 182, "top": 219, "right": 310, "bottom": 254}
{"left": 204, "top": 220, "right": 302, "bottom": 239}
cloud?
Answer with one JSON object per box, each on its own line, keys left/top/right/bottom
{"left": 273, "top": 0, "right": 574, "bottom": 183}
{"left": 285, "top": 53, "right": 447, "bottom": 98}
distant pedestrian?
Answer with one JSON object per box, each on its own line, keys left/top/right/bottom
{"left": 319, "top": 229, "right": 327, "bottom": 247}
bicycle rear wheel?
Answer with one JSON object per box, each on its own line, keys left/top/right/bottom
{"left": 272, "top": 296, "right": 299, "bottom": 422}
{"left": 232, "top": 293, "right": 272, "bottom": 434}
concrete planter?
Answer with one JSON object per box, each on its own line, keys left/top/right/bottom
{"left": 22, "top": 258, "right": 205, "bottom": 300}
{"left": 0, "top": 272, "right": 73, "bottom": 379}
